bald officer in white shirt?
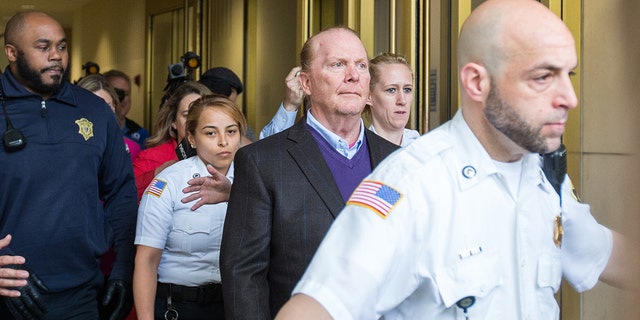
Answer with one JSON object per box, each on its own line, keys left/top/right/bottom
{"left": 275, "top": 1, "right": 638, "bottom": 319}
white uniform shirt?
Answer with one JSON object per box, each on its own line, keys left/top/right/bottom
{"left": 294, "top": 111, "right": 612, "bottom": 320}
{"left": 135, "top": 156, "right": 233, "bottom": 286}
{"left": 368, "top": 124, "right": 420, "bottom": 147}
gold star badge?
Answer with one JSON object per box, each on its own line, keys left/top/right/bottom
{"left": 75, "top": 118, "right": 94, "bottom": 141}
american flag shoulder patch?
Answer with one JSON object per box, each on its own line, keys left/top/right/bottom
{"left": 145, "top": 178, "right": 168, "bottom": 197}
{"left": 347, "top": 180, "right": 403, "bottom": 219}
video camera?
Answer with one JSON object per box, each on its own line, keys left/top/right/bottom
{"left": 73, "top": 61, "right": 100, "bottom": 84}
{"left": 82, "top": 61, "right": 100, "bottom": 76}
{"left": 168, "top": 52, "right": 201, "bottom": 80}
{"left": 161, "top": 52, "right": 202, "bottom": 106}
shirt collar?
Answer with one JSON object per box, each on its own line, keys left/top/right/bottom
{"left": 306, "top": 110, "right": 365, "bottom": 159}
{"left": 1, "top": 67, "right": 76, "bottom": 106}
{"left": 450, "top": 110, "right": 545, "bottom": 191}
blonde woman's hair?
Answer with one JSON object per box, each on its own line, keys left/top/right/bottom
{"left": 77, "top": 74, "right": 120, "bottom": 112}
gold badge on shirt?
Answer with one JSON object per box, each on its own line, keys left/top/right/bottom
{"left": 75, "top": 118, "right": 94, "bottom": 141}
{"left": 553, "top": 215, "right": 563, "bottom": 248}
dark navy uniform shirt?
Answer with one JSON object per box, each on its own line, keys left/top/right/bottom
{"left": 0, "top": 68, "right": 138, "bottom": 292}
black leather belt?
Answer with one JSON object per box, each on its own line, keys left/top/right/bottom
{"left": 157, "top": 282, "right": 223, "bottom": 304}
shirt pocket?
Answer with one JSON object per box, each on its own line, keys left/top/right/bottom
{"left": 434, "top": 251, "right": 502, "bottom": 310}
{"left": 536, "top": 252, "right": 562, "bottom": 317}
{"left": 537, "top": 252, "right": 562, "bottom": 291}
{"left": 170, "top": 214, "right": 212, "bottom": 253}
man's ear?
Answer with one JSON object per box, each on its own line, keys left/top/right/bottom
{"left": 298, "top": 71, "right": 312, "bottom": 96}
{"left": 5, "top": 44, "right": 17, "bottom": 63}
{"left": 460, "top": 62, "right": 490, "bottom": 103}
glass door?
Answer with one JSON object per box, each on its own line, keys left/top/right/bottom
{"left": 146, "top": 0, "right": 202, "bottom": 133}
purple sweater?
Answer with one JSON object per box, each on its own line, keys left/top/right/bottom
{"left": 308, "top": 126, "right": 372, "bottom": 201}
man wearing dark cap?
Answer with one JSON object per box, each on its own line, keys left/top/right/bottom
{"left": 199, "top": 67, "right": 243, "bottom": 100}
{"left": 199, "top": 67, "right": 256, "bottom": 142}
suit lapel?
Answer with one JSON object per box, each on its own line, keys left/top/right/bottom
{"left": 365, "top": 129, "right": 397, "bottom": 167}
{"left": 287, "top": 118, "right": 345, "bottom": 218}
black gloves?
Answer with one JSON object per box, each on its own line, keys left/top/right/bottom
{"left": 2, "top": 264, "right": 48, "bottom": 320}
{"left": 99, "top": 279, "right": 133, "bottom": 320}
{"left": 2, "top": 269, "right": 133, "bottom": 320}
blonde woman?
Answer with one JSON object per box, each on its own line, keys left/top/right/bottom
{"left": 365, "top": 53, "right": 420, "bottom": 147}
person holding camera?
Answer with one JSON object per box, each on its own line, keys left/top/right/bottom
{"left": 0, "top": 11, "right": 137, "bottom": 319}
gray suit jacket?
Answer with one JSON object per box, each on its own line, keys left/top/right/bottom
{"left": 220, "top": 116, "right": 398, "bottom": 319}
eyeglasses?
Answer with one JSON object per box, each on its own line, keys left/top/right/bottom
{"left": 113, "top": 88, "right": 130, "bottom": 103}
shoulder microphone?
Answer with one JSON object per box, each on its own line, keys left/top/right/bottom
{"left": 1, "top": 84, "right": 27, "bottom": 152}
